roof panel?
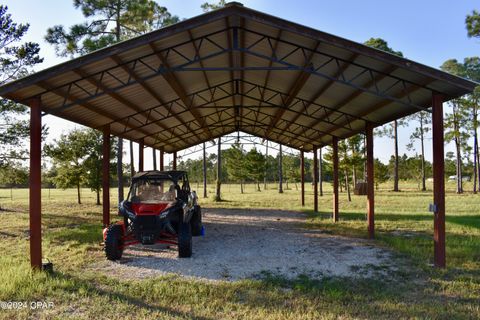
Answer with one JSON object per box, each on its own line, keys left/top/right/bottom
{"left": 0, "top": 2, "right": 476, "bottom": 152}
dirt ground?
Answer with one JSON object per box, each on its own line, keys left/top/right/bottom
{"left": 94, "top": 208, "right": 396, "bottom": 281}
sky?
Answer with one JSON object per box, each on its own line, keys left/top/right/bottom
{"left": 2, "top": 0, "right": 479, "bottom": 169}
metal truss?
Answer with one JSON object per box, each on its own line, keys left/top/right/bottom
{"left": 32, "top": 23, "right": 435, "bottom": 153}
{"left": 177, "top": 132, "right": 299, "bottom": 159}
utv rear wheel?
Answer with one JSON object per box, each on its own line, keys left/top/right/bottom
{"left": 105, "top": 224, "right": 124, "bottom": 261}
{"left": 178, "top": 222, "right": 192, "bottom": 258}
{"left": 191, "top": 205, "right": 202, "bottom": 236}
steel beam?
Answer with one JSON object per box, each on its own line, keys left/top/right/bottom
{"left": 203, "top": 143, "right": 207, "bottom": 198}
{"left": 301, "top": 150, "right": 305, "bottom": 206}
{"left": 153, "top": 148, "right": 157, "bottom": 170}
{"left": 149, "top": 43, "right": 213, "bottom": 140}
{"left": 313, "top": 147, "right": 318, "bottom": 212}
{"left": 160, "top": 149, "right": 164, "bottom": 171}
{"left": 432, "top": 94, "right": 445, "bottom": 268}
{"left": 102, "top": 125, "right": 111, "bottom": 227}
{"left": 332, "top": 137, "right": 339, "bottom": 222}
{"left": 139, "top": 138, "right": 144, "bottom": 172}
{"left": 29, "top": 97, "right": 42, "bottom": 269}
{"left": 278, "top": 144, "right": 283, "bottom": 193}
{"left": 366, "top": 123, "right": 375, "bottom": 239}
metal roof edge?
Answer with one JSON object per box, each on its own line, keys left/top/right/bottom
{"left": 233, "top": 5, "right": 479, "bottom": 96}
{"left": 0, "top": 4, "right": 240, "bottom": 98}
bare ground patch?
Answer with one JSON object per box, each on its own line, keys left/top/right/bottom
{"left": 93, "top": 208, "right": 397, "bottom": 281}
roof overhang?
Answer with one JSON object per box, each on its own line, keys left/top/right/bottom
{"left": 0, "top": 2, "right": 476, "bottom": 152}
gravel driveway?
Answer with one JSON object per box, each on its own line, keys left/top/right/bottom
{"left": 95, "top": 208, "right": 395, "bottom": 281}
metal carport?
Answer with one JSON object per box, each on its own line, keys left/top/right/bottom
{"left": 0, "top": 2, "right": 476, "bottom": 269}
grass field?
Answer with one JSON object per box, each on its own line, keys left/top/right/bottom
{"left": 0, "top": 181, "right": 479, "bottom": 319}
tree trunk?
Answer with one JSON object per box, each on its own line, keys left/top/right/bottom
{"left": 77, "top": 183, "right": 81, "bottom": 205}
{"left": 257, "top": 181, "right": 261, "bottom": 192}
{"left": 96, "top": 189, "right": 100, "bottom": 205}
{"left": 473, "top": 112, "right": 478, "bottom": 194}
{"left": 393, "top": 120, "right": 399, "bottom": 192}
{"left": 345, "top": 170, "right": 351, "bottom": 201}
{"left": 455, "top": 137, "right": 463, "bottom": 194}
{"left": 477, "top": 138, "right": 480, "bottom": 194}
{"left": 294, "top": 181, "right": 298, "bottom": 191}
{"left": 352, "top": 165, "right": 357, "bottom": 187}
{"left": 240, "top": 181, "right": 243, "bottom": 194}
{"left": 420, "top": 116, "right": 426, "bottom": 191}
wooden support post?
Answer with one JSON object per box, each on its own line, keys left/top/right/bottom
{"left": 332, "top": 137, "right": 339, "bottom": 222}
{"left": 203, "top": 143, "right": 207, "bottom": 198}
{"left": 432, "top": 93, "right": 446, "bottom": 268}
{"left": 102, "top": 125, "right": 111, "bottom": 227}
{"left": 29, "top": 98, "right": 42, "bottom": 269}
{"left": 138, "top": 138, "right": 144, "bottom": 172}
{"left": 160, "top": 149, "right": 164, "bottom": 171}
{"left": 300, "top": 150, "right": 305, "bottom": 206}
{"left": 366, "top": 123, "right": 375, "bottom": 239}
{"left": 173, "top": 152, "right": 177, "bottom": 170}
{"left": 313, "top": 147, "right": 318, "bottom": 212}
{"left": 152, "top": 148, "right": 157, "bottom": 170}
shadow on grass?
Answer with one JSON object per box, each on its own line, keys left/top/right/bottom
{"left": 46, "top": 224, "right": 101, "bottom": 246}
{"left": 46, "top": 271, "right": 215, "bottom": 320}
{"left": 309, "top": 210, "right": 480, "bottom": 230}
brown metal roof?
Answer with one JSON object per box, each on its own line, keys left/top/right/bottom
{"left": 0, "top": 2, "right": 476, "bottom": 152}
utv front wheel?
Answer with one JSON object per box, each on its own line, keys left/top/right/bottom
{"left": 178, "top": 222, "right": 192, "bottom": 258}
{"left": 105, "top": 224, "right": 124, "bottom": 261}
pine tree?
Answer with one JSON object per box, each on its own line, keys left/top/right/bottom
{"left": 45, "top": 0, "right": 179, "bottom": 204}
{"left": 0, "top": 5, "right": 43, "bottom": 165}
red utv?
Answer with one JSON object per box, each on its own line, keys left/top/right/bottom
{"left": 103, "top": 170, "right": 203, "bottom": 260}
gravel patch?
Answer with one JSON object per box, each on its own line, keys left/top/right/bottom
{"left": 93, "top": 208, "right": 395, "bottom": 281}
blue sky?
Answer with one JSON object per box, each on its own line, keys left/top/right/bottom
{"left": 3, "top": 0, "right": 479, "bottom": 167}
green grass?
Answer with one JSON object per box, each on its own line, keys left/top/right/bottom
{"left": 0, "top": 181, "right": 479, "bottom": 319}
